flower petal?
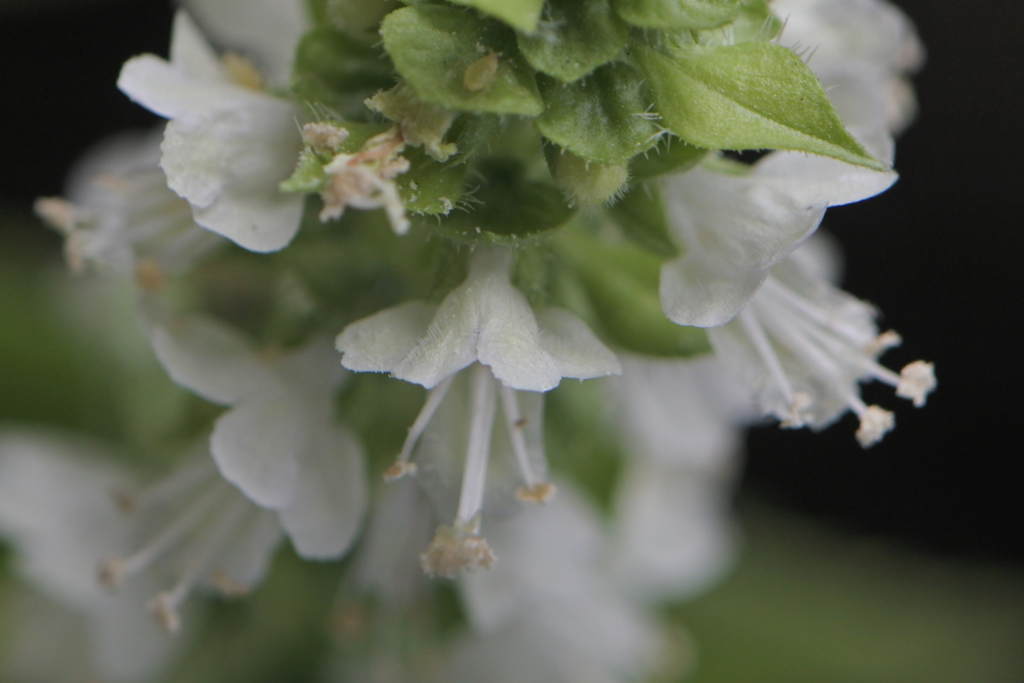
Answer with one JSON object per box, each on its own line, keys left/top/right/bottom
{"left": 161, "top": 105, "right": 304, "bottom": 253}
{"left": 278, "top": 427, "right": 368, "bottom": 560}
{"left": 336, "top": 301, "right": 437, "bottom": 374}
{"left": 147, "top": 315, "right": 265, "bottom": 405}
{"left": 536, "top": 308, "right": 621, "bottom": 380}
{"left": 210, "top": 388, "right": 305, "bottom": 509}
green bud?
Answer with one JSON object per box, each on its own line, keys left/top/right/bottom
{"left": 551, "top": 151, "right": 629, "bottom": 208}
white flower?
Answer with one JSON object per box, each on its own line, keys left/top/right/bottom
{"left": 608, "top": 356, "right": 753, "bottom": 601}
{"left": 34, "top": 129, "right": 223, "bottom": 290}
{"left": 117, "top": 10, "right": 306, "bottom": 253}
{"left": 145, "top": 311, "right": 368, "bottom": 560}
{"left": 775, "top": 0, "right": 925, "bottom": 136}
{"left": 450, "top": 486, "right": 662, "bottom": 683}
{"left": 707, "top": 234, "right": 936, "bottom": 446}
{"left": 337, "top": 246, "right": 620, "bottom": 577}
{"left": 659, "top": 151, "right": 897, "bottom": 329}
{"left": 0, "top": 431, "right": 283, "bottom": 673}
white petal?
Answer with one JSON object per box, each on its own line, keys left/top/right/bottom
{"left": 753, "top": 149, "right": 897, "bottom": 206}
{"left": 396, "top": 249, "right": 561, "bottom": 391}
{"left": 117, "top": 55, "right": 258, "bottom": 122}
{"left": 182, "top": 0, "right": 309, "bottom": 88}
{"left": 161, "top": 103, "right": 305, "bottom": 253}
{"left": 169, "top": 10, "right": 224, "bottom": 82}
{"left": 90, "top": 588, "right": 182, "bottom": 683}
{"left": 278, "top": 427, "right": 368, "bottom": 560}
{"left": 660, "top": 251, "right": 769, "bottom": 328}
{"left": 336, "top": 301, "right": 436, "bottom": 373}
{"left": 209, "top": 510, "right": 284, "bottom": 589}
{"left": 148, "top": 315, "right": 265, "bottom": 405}
{"left": 536, "top": 308, "right": 621, "bottom": 379}
{"left": 210, "top": 388, "right": 305, "bottom": 509}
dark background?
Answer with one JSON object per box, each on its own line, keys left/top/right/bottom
{"left": 1, "top": 0, "right": 1021, "bottom": 564}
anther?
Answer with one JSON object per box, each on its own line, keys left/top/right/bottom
{"left": 149, "top": 592, "right": 182, "bottom": 635}
{"left": 98, "top": 558, "right": 127, "bottom": 588}
{"left": 383, "top": 461, "right": 417, "bottom": 482}
{"left": 514, "top": 482, "right": 556, "bottom": 504}
{"left": 134, "top": 257, "right": 166, "bottom": 292}
{"left": 896, "top": 361, "right": 936, "bottom": 407}
{"left": 210, "top": 569, "right": 249, "bottom": 597}
{"left": 855, "top": 405, "right": 895, "bottom": 448}
{"left": 302, "top": 122, "right": 350, "bottom": 154}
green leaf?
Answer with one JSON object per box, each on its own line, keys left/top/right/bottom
{"left": 536, "top": 62, "right": 660, "bottom": 164}
{"left": 448, "top": 0, "right": 546, "bottom": 32}
{"left": 613, "top": 0, "right": 740, "bottom": 29}
{"left": 397, "top": 148, "right": 467, "bottom": 215}
{"left": 291, "top": 27, "right": 394, "bottom": 119}
{"left": 432, "top": 157, "right": 573, "bottom": 240}
{"left": 607, "top": 182, "right": 680, "bottom": 258}
{"left": 636, "top": 43, "right": 885, "bottom": 170}
{"left": 380, "top": 5, "right": 544, "bottom": 116}
{"left": 629, "top": 135, "right": 708, "bottom": 180}
{"left": 517, "top": 0, "right": 628, "bottom": 83}
{"left": 554, "top": 230, "right": 710, "bottom": 357}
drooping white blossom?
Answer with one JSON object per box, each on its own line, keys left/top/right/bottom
{"left": 34, "top": 129, "right": 223, "bottom": 290}
{"left": 706, "top": 234, "right": 936, "bottom": 446}
{"left": 608, "top": 356, "right": 753, "bottom": 601}
{"left": 117, "top": 10, "right": 306, "bottom": 253}
{"left": 337, "top": 246, "right": 620, "bottom": 577}
{"left": 145, "top": 310, "right": 368, "bottom": 560}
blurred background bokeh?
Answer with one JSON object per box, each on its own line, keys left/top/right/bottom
{"left": 1, "top": 0, "right": 1022, "bottom": 680}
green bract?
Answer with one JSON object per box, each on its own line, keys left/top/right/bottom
{"left": 555, "top": 231, "right": 709, "bottom": 358}
{"left": 636, "top": 43, "right": 886, "bottom": 170}
{"left": 629, "top": 137, "right": 707, "bottom": 181}
{"left": 517, "top": 0, "right": 629, "bottom": 83}
{"left": 292, "top": 27, "right": 393, "bottom": 118}
{"left": 432, "top": 158, "right": 573, "bottom": 241}
{"left": 380, "top": 5, "right": 544, "bottom": 116}
{"left": 536, "top": 63, "right": 659, "bottom": 165}
{"left": 613, "top": 0, "right": 741, "bottom": 30}
{"left": 449, "top": 0, "right": 546, "bottom": 33}
{"left": 397, "top": 148, "right": 467, "bottom": 215}
{"left": 608, "top": 183, "right": 679, "bottom": 258}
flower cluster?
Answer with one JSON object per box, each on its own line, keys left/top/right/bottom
{"left": 5, "top": 0, "right": 933, "bottom": 680}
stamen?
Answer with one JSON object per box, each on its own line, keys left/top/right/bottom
{"left": 385, "top": 375, "right": 455, "bottom": 482}
{"left": 134, "top": 257, "right": 166, "bottom": 292}
{"left": 896, "top": 361, "right": 936, "bottom": 407}
{"left": 739, "top": 308, "right": 800, "bottom": 417}
{"left": 98, "top": 485, "right": 221, "bottom": 588}
{"left": 499, "top": 386, "right": 556, "bottom": 505}
{"left": 865, "top": 330, "right": 903, "bottom": 356}
{"left": 210, "top": 569, "right": 250, "bottom": 597}
{"left": 222, "top": 53, "right": 265, "bottom": 91}
{"left": 302, "top": 122, "right": 350, "bottom": 154}
{"left": 148, "top": 497, "right": 250, "bottom": 635}
{"left": 111, "top": 460, "right": 216, "bottom": 515}
{"left": 849, "top": 397, "right": 895, "bottom": 448}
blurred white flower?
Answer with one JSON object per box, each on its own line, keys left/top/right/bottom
{"left": 337, "top": 246, "right": 620, "bottom": 577}
{"left": 117, "top": 10, "right": 305, "bottom": 253}
{"left": 0, "top": 431, "right": 282, "bottom": 673}
{"left": 775, "top": 0, "right": 925, "bottom": 136}
{"left": 451, "top": 485, "right": 662, "bottom": 683}
{"left": 34, "top": 129, "right": 223, "bottom": 290}
{"left": 145, "top": 312, "right": 368, "bottom": 559}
